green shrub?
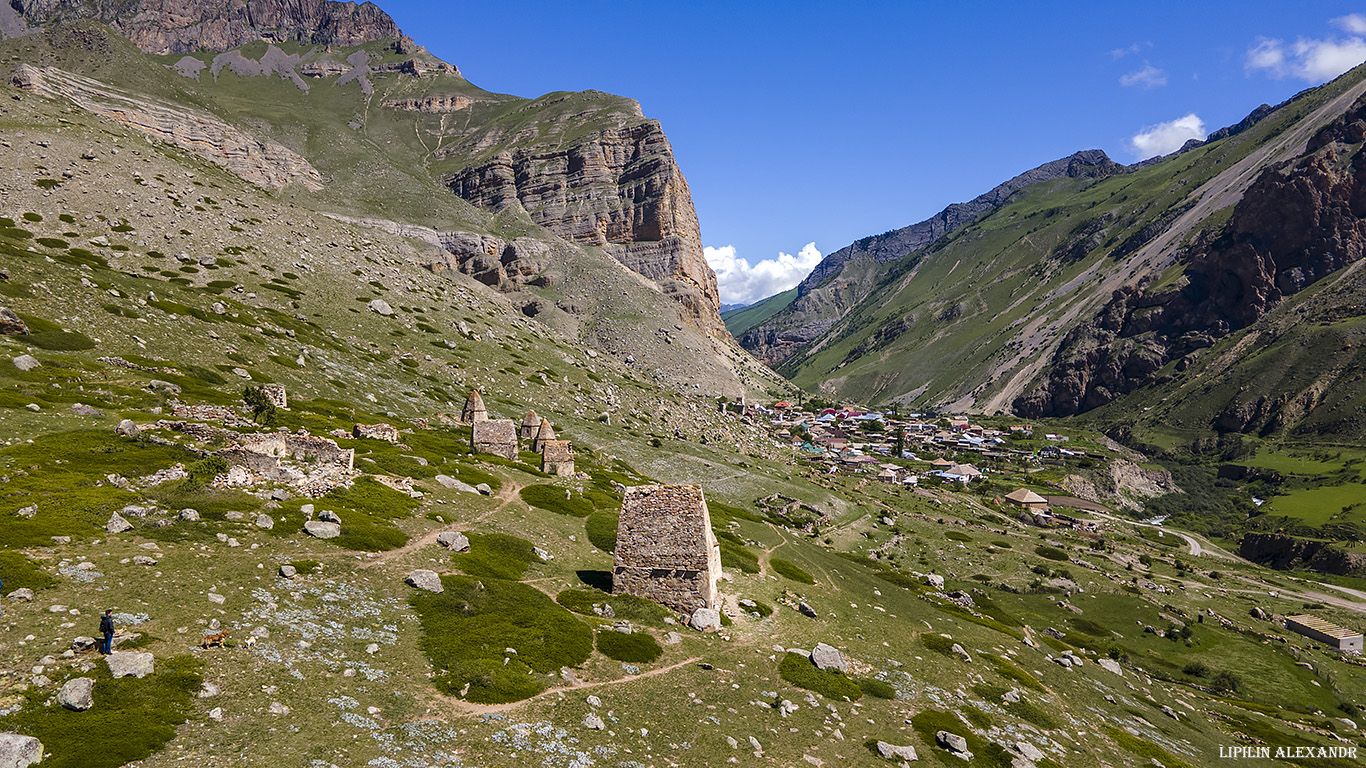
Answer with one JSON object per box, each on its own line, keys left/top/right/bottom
{"left": 412, "top": 575, "right": 592, "bottom": 704}
{"left": 0, "top": 552, "right": 57, "bottom": 592}
{"left": 771, "top": 558, "right": 815, "bottom": 584}
{"left": 921, "top": 634, "right": 958, "bottom": 657}
{"left": 596, "top": 631, "right": 663, "bottom": 663}
{"left": 264, "top": 478, "right": 415, "bottom": 551}
{"left": 1005, "top": 698, "right": 1058, "bottom": 729}
{"left": 0, "top": 656, "right": 202, "bottom": 768}
{"left": 1035, "top": 545, "right": 1068, "bottom": 561}
{"left": 778, "top": 652, "right": 862, "bottom": 701}
{"left": 556, "top": 589, "right": 670, "bottom": 624}
{"left": 985, "top": 654, "right": 1046, "bottom": 692}
{"left": 719, "top": 538, "right": 760, "bottom": 573}
{"left": 945, "top": 530, "right": 972, "bottom": 542}
{"left": 992, "top": 540, "right": 1013, "bottom": 548}
{"left": 21, "top": 331, "right": 97, "bottom": 351}
{"left": 740, "top": 599, "right": 774, "bottom": 618}
{"left": 857, "top": 677, "right": 896, "bottom": 699}
{"left": 911, "top": 710, "right": 1014, "bottom": 768}
{"left": 585, "top": 511, "right": 619, "bottom": 552}
{"left": 520, "top": 485, "right": 593, "bottom": 517}
{"left": 453, "top": 533, "right": 541, "bottom": 580}
{"left": 288, "top": 560, "right": 321, "bottom": 574}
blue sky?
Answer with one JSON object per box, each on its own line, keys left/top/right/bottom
{"left": 380, "top": 1, "right": 1366, "bottom": 304}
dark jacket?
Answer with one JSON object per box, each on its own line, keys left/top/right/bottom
{"left": 99, "top": 615, "right": 114, "bottom": 635}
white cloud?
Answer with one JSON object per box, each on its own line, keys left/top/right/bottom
{"left": 1109, "top": 42, "right": 1150, "bottom": 60}
{"left": 1130, "top": 113, "right": 1207, "bottom": 159}
{"left": 1120, "top": 64, "right": 1167, "bottom": 89}
{"left": 1333, "top": 13, "right": 1366, "bottom": 34}
{"left": 705, "top": 242, "right": 822, "bottom": 305}
{"left": 1246, "top": 27, "right": 1366, "bottom": 82}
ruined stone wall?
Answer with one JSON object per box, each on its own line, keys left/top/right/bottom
{"left": 171, "top": 401, "right": 243, "bottom": 424}
{"left": 613, "top": 485, "right": 720, "bottom": 613}
{"left": 472, "top": 419, "right": 517, "bottom": 459}
{"left": 284, "top": 434, "right": 354, "bottom": 470}
{"left": 353, "top": 423, "right": 401, "bottom": 443}
{"left": 259, "top": 384, "right": 288, "bottom": 409}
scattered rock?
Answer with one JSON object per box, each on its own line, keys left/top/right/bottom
{"left": 690, "top": 607, "right": 721, "bottom": 632}
{"left": 475, "top": 483, "right": 492, "bottom": 495}
{"left": 664, "top": 631, "right": 681, "bottom": 645}
{"left": 199, "top": 682, "right": 221, "bottom": 698}
{"left": 12, "top": 354, "right": 40, "bottom": 372}
{"left": 207, "top": 593, "right": 226, "bottom": 605}
{"left": 254, "top": 514, "right": 274, "bottom": 530}
{"left": 71, "top": 403, "right": 104, "bottom": 417}
{"left": 106, "top": 652, "right": 154, "bottom": 679}
{"left": 368, "top": 299, "right": 394, "bottom": 316}
{"left": 0, "top": 733, "right": 43, "bottom": 767}
{"left": 132, "top": 555, "right": 157, "bottom": 566}
{"left": 269, "top": 701, "right": 290, "bottom": 715}
{"left": 148, "top": 380, "right": 182, "bottom": 394}
{"left": 876, "top": 741, "right": 918, "bottom": 761}
{"left": 304, "top": 521, "right": 341, "bottom": 539}
{"left": 951, "top": 643, "right": 973, "bottom": 663}
{"left": 798, "top": 601, "right": 818, "bottom": 618}
{"left": 57, "top": 677, "right": 94, "bottom": 711}
{"left": 8, "top": 588, "right": 33, "bottom": 602}
{"left": 925, "top": 574, "right": 945, "bottom": 589}
{"left": 1017, "top": 742, "right": 1046, "bottom": 762}
{"left": 278, "top": 565, "right": 297, "bottom": 579}
{"left": 583, "top": 713, "right": 605, "bottom": 730}
{"left": 179, "top": 508, "right": 200, "bottom": 521}
{"left": 208, "top": 706, "right": 223, "bottom": 721}
{"left": 405, "top": 570, "right": 443, "bottom": 593}
{"left": 71, "top": 637, "right": 97, "bottom": 652}
{"left": 106, "top": 512, "right": 133, "bottom": 534}
{"left": 15, "top": 505, "right": 36, "bottom": 519}
{"left": 318, "top": 509, "right": 340, "bottom": 523}
{"left": 1097, "top": 658, "right": 1122, "bottom": 676}
{"left": 811, "top": 642, "right": 848, "bottom": 672}
{"left": 115, "top": 419, "right": 139, "bottom": 437}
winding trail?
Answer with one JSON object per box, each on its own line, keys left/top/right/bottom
{"left": 362, "top": 477, "right": 523, "bottom": 569}
{"left": 435, "top": 656, "right": 704, "bottom": 716}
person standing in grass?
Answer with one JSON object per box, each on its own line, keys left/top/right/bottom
{"left": 99, "top": 609, "right": 115, "bottom": 654}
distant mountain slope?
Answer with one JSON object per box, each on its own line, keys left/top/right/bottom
{"left": 737, "top": 150, "right": 1122, "bottom": 363}
{"left": 774, "top": 63, "right": 1366, "bottom": 441}
{"left": 722, "top": 288, "right": 796, "bottom": 337}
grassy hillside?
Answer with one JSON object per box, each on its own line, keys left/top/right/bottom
{"left": 721, "top": 287, "right": 796, "bottom": 336}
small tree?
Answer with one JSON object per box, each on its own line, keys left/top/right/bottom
{"left": 243, "top": 385, "right": 277, "bottom": 425}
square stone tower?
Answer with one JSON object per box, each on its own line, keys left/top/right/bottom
{"left": 613, "top": 485, "right": 722, "bottom": 614}
{"left": 472, "top": 419, "right": 517, "bottom": 459}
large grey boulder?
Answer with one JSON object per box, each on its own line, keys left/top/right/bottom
{"left": 877, "top": 741, "right": 918, "bottom": 761}
{"left": 303, "top": 521, "right": 340, "bottom": 539}
{"left": 106, "top": 652, "right": 154, "bottom": 679}
{"left": 436, "top": 531, "right": 470, "bottom": 551}
{"left": 8, "top": 588, "right": 33, "bottom": 602}
{"left": 582, "top": 713, "right": 605, "bottom": 730}
{"left": 0, "top": 733, "right": 43, "bottom": 767}
{"left": 936, "top": 731, "right": 970, "bottom": 756}
{"left": 690, "top": 607, "right": 721, "bottom": 632}
{"left": 405, "top": 570, "right": 443, "bottom": 593}
{"left": 1097, "top": 658, "right": 1123, "bottom": 676}
{"left": 106, "top": 512, "right": 133, "bottom": 534}
{"left": 0, "top": 307, "right": 29, "bottom": 335}
{"left": 57, "top": 677, "right": 95, "bottom": 711}
{"left": 254, "top": 514, "right": 274, "bottom": 530}
{"left": 434, "top": 475, "right": 479, "bottom": 494}
{"left": 71, "top": 637, "right": 97, "bottom": 652}
{"left": 11, "top": 354, "right": 39, "bottom": 372}
{"left": 1016, "top": 742, "right": 1046, "bottom": 762}
{"left": 278, "top": 565, "right": 297, "bottom": 579}
{"left": 811, "top": 642, "right": 848, "bottom": 673}
{"left": 368, "top": 299, "right": 393, "bottom": 316}
{"left": 115, "top": 419, "right": 139, "bottom": 438}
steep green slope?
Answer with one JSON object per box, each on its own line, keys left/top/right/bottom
{"left": 721, "top": 287, "right": 796, "bottom": 336}
{"left": 777, "top": 63, "right": 1366, "bottom": 431}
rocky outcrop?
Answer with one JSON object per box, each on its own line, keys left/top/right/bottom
{"left": 446, "top": 118, "right": 724, "bottom": 334}
{"left": 12, "top": 64, "right": 323, "bottom": 191}
{"left": 382, "top": 94, "right": 473, "bottom": 112}
{"left": 9, "top": 0, "right": 402, "bottom": 54}
{"left": 1239, "top": 533, "right": 1366, "bottom": 576}
{"left": 1016, "top": 101, "right": 1366, "bottom": 420}
{"left": 741, "top": 150, "right": 1122, "bottom": 363}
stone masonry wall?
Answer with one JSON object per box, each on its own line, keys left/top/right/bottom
{"left": 613, "top": 484, "right": 720, "bottom": 613}
{"left": 472, "top": 419, "right": 517, "bottom": 459}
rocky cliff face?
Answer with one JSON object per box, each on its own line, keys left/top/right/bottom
{"left": 9, "top": 0, "right": 401, "bottom": 53}
{"left": 447, "top": 119, "right": 724, "bottom": 335}
{"left": 1239, "top": 532, "right": 1366, "bottom": 576}
{"left": 1015, "top": 100, "right": 1366, "bottom": 420}
{"left": 740, "top": 150, "right": 1122, "bottom": 363}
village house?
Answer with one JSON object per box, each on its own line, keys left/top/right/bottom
{"left": 1004, "top": 487, "right": 1049, "bottom": 512}
{"left": 1285, "top": 615, "right": 1364, "bottom": 653}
